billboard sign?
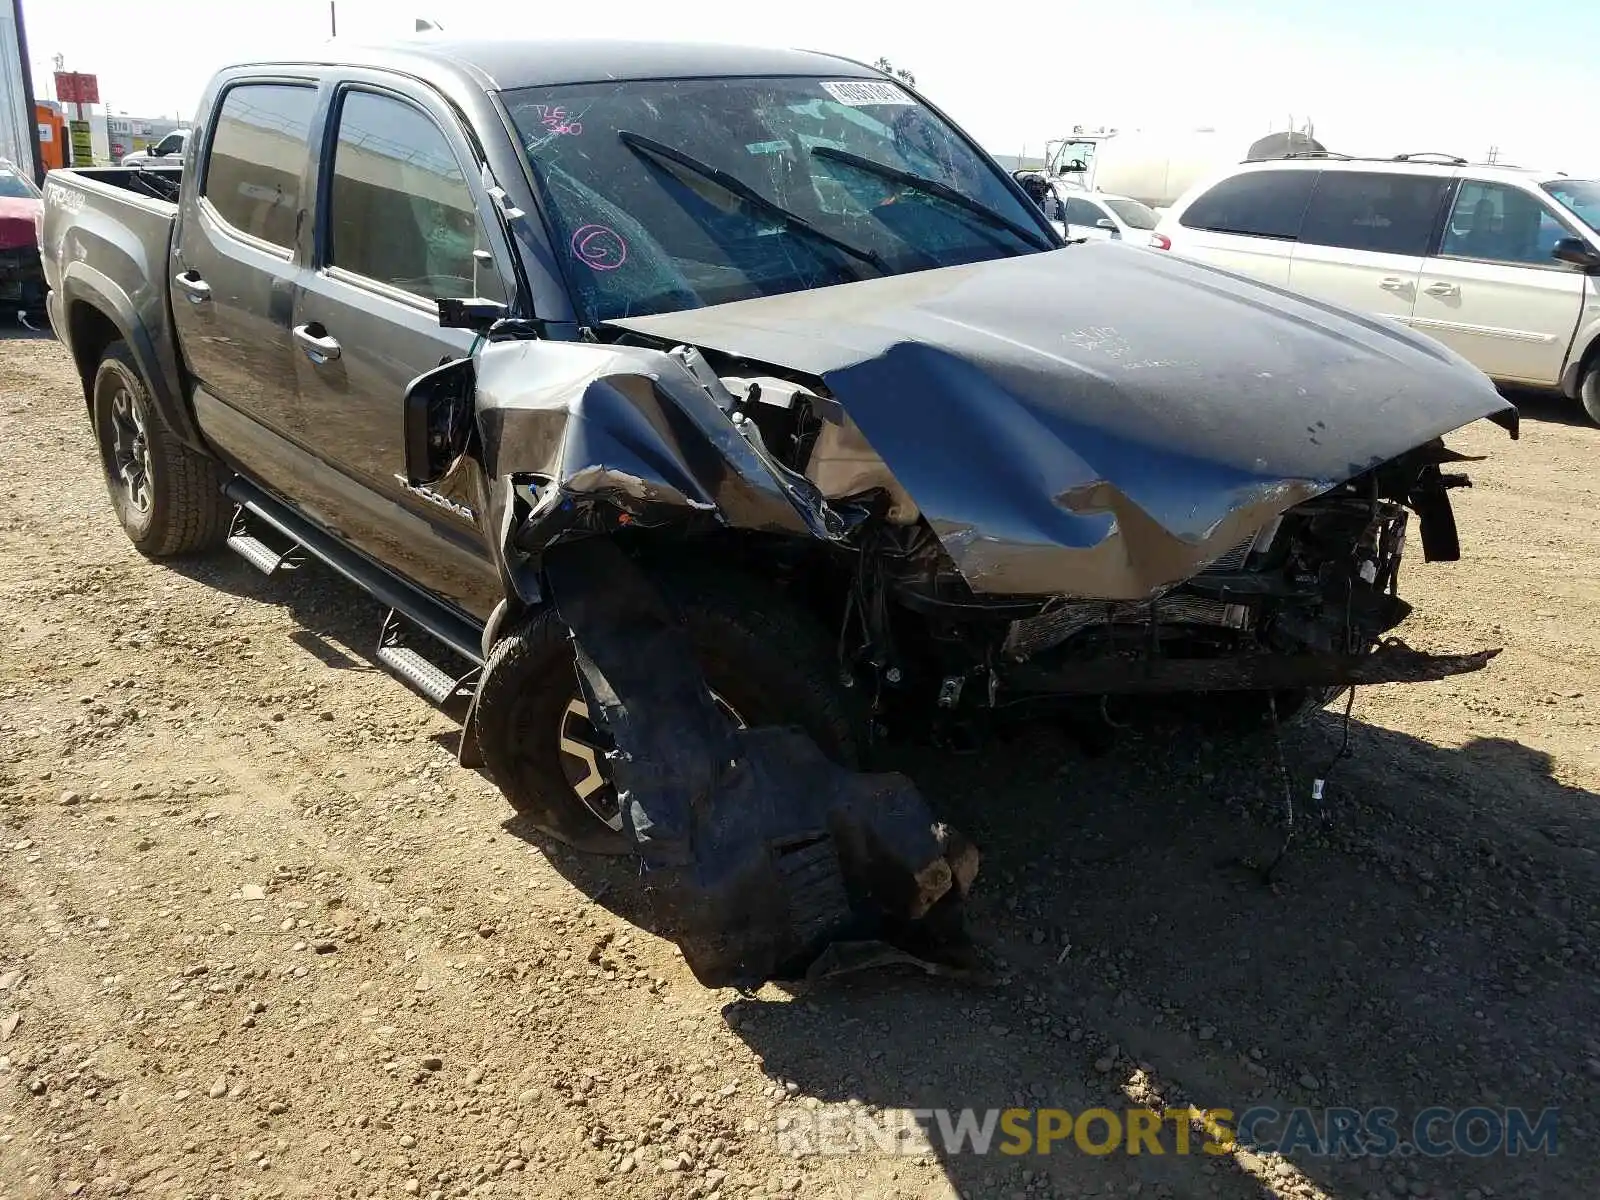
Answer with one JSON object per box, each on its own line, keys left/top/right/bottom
{"left": 55, "top": 71, "right": 101, "bottom": 106}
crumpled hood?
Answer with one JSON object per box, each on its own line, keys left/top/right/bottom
{"left": 609, "top": 243, "right": 1516, "bottom": 597}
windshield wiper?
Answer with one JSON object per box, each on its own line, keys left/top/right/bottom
{"left": 809, "top": 145, "right": 1054, "bottom": 252}
{"left": 618, "top": 130, "right": 890, "bottom": 276}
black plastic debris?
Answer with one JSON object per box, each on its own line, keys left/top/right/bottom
{"left": 544, "top": 538, "right": 979, "bottom": 988}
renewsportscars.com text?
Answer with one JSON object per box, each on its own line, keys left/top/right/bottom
{"left": 776, "top": 1105, "right": 1560, "bottom": 1159}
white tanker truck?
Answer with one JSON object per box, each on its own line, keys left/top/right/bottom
{"left": 1032, "top": 125, "right": 1324, "bottom": 215}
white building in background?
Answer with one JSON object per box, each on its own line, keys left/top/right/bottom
{"left": 0, "top": 1, "right": 37, "bottom": 176}
{"left": 106, "top": 114, "right": 184, "bottom": 162}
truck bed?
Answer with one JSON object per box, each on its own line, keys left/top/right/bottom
{"left": 40, "top": 167, "right": 189, "bottom": 434}
{"left": 47, "top": 165, "right": 183, "bottom": 207}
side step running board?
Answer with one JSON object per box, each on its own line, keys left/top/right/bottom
{"left": 222, "top": 479, "right": 488, "bottom": 718}
{"left": 226, "top": 507, "right": 304, "bottom": 576}
{"left": 224, "top": 479, "right": 485, "bottom": 665}
{"left": 377, "top": 609, "right": 479, "bottom": 715}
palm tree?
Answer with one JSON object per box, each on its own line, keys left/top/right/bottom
{"left": 872, "top": 58, "right": 916, "bottom": 87}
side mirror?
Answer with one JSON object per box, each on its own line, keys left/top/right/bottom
{"left": 1552, "top": 236, "right": 1600, "bottom": 271}
{"left": 402, "top": 357, "right": 477, "bottom": 485}
{"left": 1096, "top": 218, "right": 1117, "bottom": 230}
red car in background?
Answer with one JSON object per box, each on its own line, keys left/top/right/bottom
{"left": 0, "top": 159, "right": 45, "bottom": 325}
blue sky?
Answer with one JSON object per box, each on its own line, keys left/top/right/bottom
{"left": 23, "top": 0, "right": 1600, "bottom": 174}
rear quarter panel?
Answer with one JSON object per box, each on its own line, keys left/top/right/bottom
{"left": 1163, "top": 226, "right": 1295, "bottom": 286}
{"left": 41, "top": 170, "right": 199, "bottom": 443}
{"left": 1155, "top": 172, "right": 1296, "bottom": 286}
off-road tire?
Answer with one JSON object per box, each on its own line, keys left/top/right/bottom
{"left": 1580, "top": 362, "right": 1600, "bottom": 427}
{"left": 474, "top": 567, "right": 861, "bottom": 856}
{"left": 91, "top": 342, "right": 229, "bottom": 557}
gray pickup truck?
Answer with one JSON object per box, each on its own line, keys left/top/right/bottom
{"left": 40, "top": 37, "right": 1516, "bottom": 983}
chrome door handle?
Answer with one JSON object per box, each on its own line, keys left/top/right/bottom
{"left": 292, "top": 324, "right": 342, "bottom": 363}
{"left": 1423, "top": 282, "right": 1460, "bottom": 298}
{"left": 173, "top": 270, "right": 211, "bottom": 303}
{"left": 1379, "top": 277, "right": 1409, "bottom": 293}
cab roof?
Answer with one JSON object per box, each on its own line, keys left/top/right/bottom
{"left": 229, "top": 37, "right": 881, "bottom": 94}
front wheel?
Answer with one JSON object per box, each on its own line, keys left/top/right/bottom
{"left": 473, "top": 569, "right": 861, "bottom": 855}
{"left": 1580, "top": 362, "right": 1600, "bottom": 426}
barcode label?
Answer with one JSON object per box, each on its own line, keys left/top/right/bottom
{"left": 820, "top": 80, "right": 915, "bottom": 106}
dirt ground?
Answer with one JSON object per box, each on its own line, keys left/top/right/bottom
{"left": 1, "top": 331, "right": 1597, "bottom": 1200}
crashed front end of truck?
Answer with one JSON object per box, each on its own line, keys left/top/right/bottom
{"left": 408, "top": 248, "right": 1516, "bottom": 987}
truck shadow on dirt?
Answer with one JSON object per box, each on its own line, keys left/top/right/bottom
{"left": 531, "top": 712, "right": 1595, "bottom": 1200}
{"left": 171, "top": 552, "right": 1595, "bottom": 1199}
{"left": 1499, "top": 386, "right": 1597, "bottom": 431}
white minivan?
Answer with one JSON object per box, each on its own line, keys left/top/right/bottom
{"left": 1152, "top": 157, "right": 1600, "bottom": 422}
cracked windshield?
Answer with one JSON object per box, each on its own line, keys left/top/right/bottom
{"left": 505, "top": 76, "right": 1053, "bottom": 321}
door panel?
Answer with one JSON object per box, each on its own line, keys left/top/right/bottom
{"left": 1411, "top": 260, "right": 1586, "bottom": 385}
{"left": 1288, "top": 244, "right": 1423, "bottom": 324}
{"left": 172, "top": 81, "right": 320, "bottom": 437}
{"left": 171, "top": 203, "right": 302, "bottom": 431}
{"left": 287, "top": 83, "right": 513, "bottom": 614}
{"left": 1286, "top": 170, "right": 1450, "bottom": 326}
{"left": 1412, "top": 180, "right": 1587, "bottom": 385}
{"left": 292, "top": 275, "right": 500, "bottom": 614}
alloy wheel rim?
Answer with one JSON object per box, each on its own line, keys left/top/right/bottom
{"left": 556, "top": 683, "right": 745, "bottom": 831}
{"left": 109, "top": 386, "right": 153, "bottom": 514}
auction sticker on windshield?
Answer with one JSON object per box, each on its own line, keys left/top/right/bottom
{"left": 820, "top": 80, "right": 915, "bottom": 106}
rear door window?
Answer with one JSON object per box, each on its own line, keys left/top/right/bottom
{"left": 202, "top": 83, "right": 318, "bottom": 250}
{"left": 1298, "top": 171, "right": 1450, "bottom": 255}
{"left": 1178, "top": 170, "right": 1317, "bottom": 240}
{"left": 325, "top": 89, "right": 504, "bottom": 303}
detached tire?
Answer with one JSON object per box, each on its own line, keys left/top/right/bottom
{"left": 474, "top": 568, "right": 860, "bottom": 856}
{"left": 1581, "top": 362, "right": 1600, "bottom": 427}
{"left": 91, "top": 342, "right": 229, "bottom": 557}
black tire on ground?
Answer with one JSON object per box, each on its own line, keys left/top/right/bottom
{"left": 1581, "top": 361, "right": 1600, "bottom": 426}
{"left": 473, "top": 567, "right": 861, "bottom": 856}
{"left": 91, "top": 342, "right": 230, "bottom": 557}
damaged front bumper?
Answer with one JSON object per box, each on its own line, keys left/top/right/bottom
{"left": 0, "top": 246, "right": 44, "bottom": 311}
{"left": 1003, "top": 639, "right": 1500, "bottom": 695}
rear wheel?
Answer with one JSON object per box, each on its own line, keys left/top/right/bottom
{"left": 91, "top": 342, "right": 229, "bottom": 557}
{"left": 474, "top": 569, "right": 860, "bottom": 855}
{"left": 1580, "top": 362, "right": 1600, "bottom": 426}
